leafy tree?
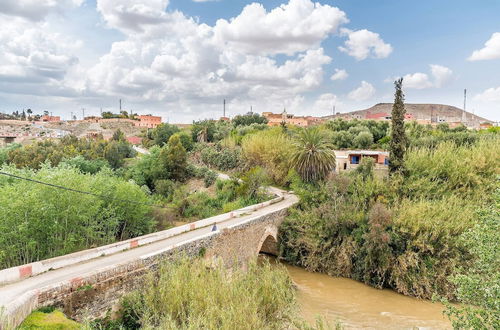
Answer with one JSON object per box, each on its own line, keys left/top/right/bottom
{"left": 290, "top": 128, "right": 336, "bottom": 183}
{"left": 191, "top": 119, "right": 216, "bottom": 142}
{"left": 171, "top": 131, "right": 194, "bottom": 151}
{"left": 389, "top": 78, "right": 407, "bottom": 174}
{"left": 149, "top": 123, "right": 180, "bottom": 147}
{"left": 232, "top": 113, "right": 268, "bottom": 127}
{"left": 163, "top": 134, "right": 188, "bottom": 181}
{"left": 354, "top": 131, "right": 374, "bottom": 149}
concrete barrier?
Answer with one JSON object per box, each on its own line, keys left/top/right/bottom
{"left": 0, "top": 190, "right": 284, "bottom": 286}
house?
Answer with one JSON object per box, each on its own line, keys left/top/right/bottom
{"left": 41, "top": 115, "right": 61, "bottom": 122}
{"left": 262, "top": 110, "right": 323, "bottom": 127}
{"left": 134, "top": 115, "right": 162, "bottom": 128}
{"left": 335, "top": 150, "right": 389, "bottom": 173}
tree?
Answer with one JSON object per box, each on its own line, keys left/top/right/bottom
{"left": 354, "top": 131, "right": 374, "bottom": 149}
{"left": 164, "top": 134, "right": 188, "bottom": 181}
{"left": 232, "top": 113, "right": 268, "bottom": 127}
{"left": 151, "top": 123, "right": 180, "bottom": 146}
{"left": 112, "top": 129, "right": 125, "bottom": 141}
{"left": 389, "top": 78, "right": 407, "bottom": 174}
{"left": 290, "top": 128, "right": 336, "bottom": 183}
{"left": 191, "top": 119, "right": 216, "bottom": 142}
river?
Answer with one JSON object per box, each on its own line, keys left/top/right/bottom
{"left": 279, "top": 261, "right": 452, "bottom": 329}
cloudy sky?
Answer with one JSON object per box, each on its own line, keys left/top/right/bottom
{"left": 0, "top": 0, "right": 499, "bottom": 122}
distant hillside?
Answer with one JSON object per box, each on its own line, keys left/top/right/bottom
{"left": 324, "top": 103, "right": 493, "bottom": 124}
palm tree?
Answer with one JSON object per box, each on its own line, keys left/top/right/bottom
{"left": 290, "top": 127, "right": 336, "bottom": 183}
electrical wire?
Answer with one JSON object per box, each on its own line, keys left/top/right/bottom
{"left": 0, "top": 171, "right": 166, "bottom": 209}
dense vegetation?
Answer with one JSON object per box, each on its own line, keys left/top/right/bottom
{"left": 279, "top": 136, "right": 499, "bottom": 302}
{"left": 0, "top": 118, "right": 276, "bottom": 269}
{"left": 97, "top": 258, "right": 307, "bottom": 330}
{"left": 0, "top": 164, "right": 156, "bottom": 269}
{"left": 6, "top": 132, "right": 135, "bottom": 170}
{"left": 443, "top": 189, "right": 499, "bottom": 329}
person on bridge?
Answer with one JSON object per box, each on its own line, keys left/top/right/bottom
{"left": 212, "top": 223, "right": 217, "bottom": 232}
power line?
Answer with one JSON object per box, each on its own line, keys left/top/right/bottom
{"left": 0, "top": 171, "right": 165, "bottom": 209}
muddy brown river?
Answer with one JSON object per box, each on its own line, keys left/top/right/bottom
{"left": 283, "top": 263, "right": 452, "bottom": 329}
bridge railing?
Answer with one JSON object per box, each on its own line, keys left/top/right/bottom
{"left": 0, "top": 189, "right": 285, "bottom": 286}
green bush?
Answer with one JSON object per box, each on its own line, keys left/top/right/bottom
{"left": 200, "top": 144, "right": 241, "bottom": 171}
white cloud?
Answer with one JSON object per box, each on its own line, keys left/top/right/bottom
{"left": 86, "top": 0, "right": 335, "bottom": 117}
{"left": 0, "top": 14, "right": 82, "bottom": 97}
{"left": 401, "top": 72, "right": 433, "bottom": 89}
{"left": 97, "top": 0, "right": 171, "bottom": 33}
{"left": 430, "top": 64, "right": 453, "bottom": 88}
{"left": 468, "top": 32, "right": 500, "bottom": 61}
{"left": 213, "top": 0, "right": 348, "bottom": 55}
{"left": 330, "top": 68, "right": 348, "bottom": 81}
{"left": 0, "top": 0, "right": 83, "bottom": 21}
{"left": 348, "top": 81, "right": 375, "bottom": 101}
{"left": 389, "top": 64, "right": 453, "bottom": 89}
{"left": 474, "top": 86, "right": 500, "bottom": 102}
{"left": 339, "top": 28, "right": 392, "bottom": 60}
{"left": 313, "top": 93, "right": 339, "bottom": 115}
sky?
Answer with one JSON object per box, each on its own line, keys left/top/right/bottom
{"left": 0, "top": 0, "right": 499, "bottom": 122}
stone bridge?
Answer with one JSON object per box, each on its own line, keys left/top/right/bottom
{"left": 0, "top": 187, "right": 298, "bottom": 328}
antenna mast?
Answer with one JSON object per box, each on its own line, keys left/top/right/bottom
{"left": 462, "top": 89, "right": 467, "bottom": 123}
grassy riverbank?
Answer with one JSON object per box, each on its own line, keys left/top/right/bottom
{"left": 91, "top": 258, "right": 321, "bottom": 330}
{"left": 279, "top": 137, "right": 499, "bottom": 301}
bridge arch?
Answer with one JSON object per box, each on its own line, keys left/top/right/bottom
{"left": 257, "top": 226, "right": 279, "bottom": 256}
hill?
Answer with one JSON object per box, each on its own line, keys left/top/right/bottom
{"left": 324, "top": 103, "right": 493, "bottom": 125}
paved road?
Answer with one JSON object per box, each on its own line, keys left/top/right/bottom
{"left": 0, "top": 191, "right": 297, "bottom": 306}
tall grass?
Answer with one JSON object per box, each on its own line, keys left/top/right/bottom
{"left": 111, "top": 258, "right": 302, "bottom": 330}
{"left": 241, "top": 128, "right": 292, "bottom": 186}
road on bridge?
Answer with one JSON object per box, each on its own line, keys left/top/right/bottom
{"left": 0, "top": 188, "right": 297, "bottom": 308}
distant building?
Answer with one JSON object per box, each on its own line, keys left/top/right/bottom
{"left": 262, "top": 110, "right": 323, "bottom": 127}
{"left": 41, "top": 115, "right": 61, "bottom": 122}
{"left": 335, "top": 150, "right": 389, "bottom": 174}
{"left": 135, "top": 115, "right": 162, "bottom": 128}
{"left": 480, "top": 122, "right": 493, "bottom": 129}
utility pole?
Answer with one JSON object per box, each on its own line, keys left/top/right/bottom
{"left": 462, "top": 89, "right": 467, "bottom": 123}
{"left": 223, "top": 99, "right": 226, "bottom": 118}
{"left": 82, "top": 108, "right": 85, "bottom": 120}
{"left": 250, "top": 105, "right": 253, "bottom": 114}
{"left": 332, "top": 104, "right": 336, "bottom": 116}
{"left": 119, "top": 99, "right": 122, "bottom": 112}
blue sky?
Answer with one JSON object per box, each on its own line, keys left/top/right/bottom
{"left": 0, "top": 0, "right": 499, "bottom": 122}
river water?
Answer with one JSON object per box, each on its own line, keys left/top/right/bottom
{"left": 283, "top": 263, "right": 452, "bottom": 329}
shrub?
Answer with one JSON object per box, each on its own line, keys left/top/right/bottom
{"left": 200, "top": 145, "right": 241, "bottom": 171}
{"left": 203, "top": 169, "right": 218, "bottom": 187}
{"left": 241, "top": 128, "right": 292, "bottom": 185}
